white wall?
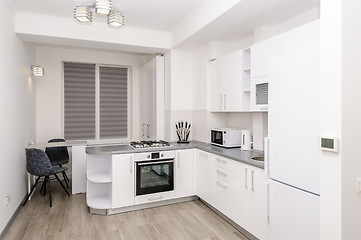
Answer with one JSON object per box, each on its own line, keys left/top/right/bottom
{"left": 35, "top": 46, "right": 150, "bottom": 143}
{"left": 0, "top": 0, "right": 36, "bottom": 235}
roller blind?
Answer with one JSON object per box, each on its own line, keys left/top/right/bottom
{"left": 256, "top": 82, "right": 268, "bottom": 105}
{"left": 64, "top": 62, "right": 96, "bottom": 140}
{"left": 99, "top": 66, "right": 128, "bottom": 139}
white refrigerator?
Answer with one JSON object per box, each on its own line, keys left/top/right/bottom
{"left": 266, "top": 32, "right": 320, "bottom": 239}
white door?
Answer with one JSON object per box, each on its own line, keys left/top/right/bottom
{"left": 268, "top": 180, "right": 320, "bottom": 240}
{"left": 195, "top": 150, "right": 213, "bottom": 204}
{"left": 175, "top": 149, "right": 195, "bottom": 198}
{"left": 268, "top": 43, "right": 320, "bottom": 194}
{"left": 221, "top": 50, "right": 242, "bottom": 111}
{"left": 112, "top": 154, "right": 135, "bottom": 208}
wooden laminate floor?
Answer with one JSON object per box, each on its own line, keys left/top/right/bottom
{"left": 4, "top": 180, "right": 248, "bottom": 240}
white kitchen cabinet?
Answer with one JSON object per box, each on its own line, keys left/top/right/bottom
{"left": 212, "top": 154, "right": 267, "bottom": 240}
{"left": 209, "top": 49, "right": 249, "bottom": 112}
{"left": 175, "top": 149, "right": 195, "bottom": 198}
{"left": 250, "top": 20, "right": 320, "bottom": 112}
{"left": 112, "top": 153, "right": 135, "bottom": 208}
{"left": 195, "top": 150, "right": 213, "bottom": 204}
{"left": 86, "top": 154, "right": 112, "bottom": 209}
{"left": 212, "top": 155, "right": 234, "bottom": 217}
{"left": 139, "top": 56, "right": 165, "bottom": 140}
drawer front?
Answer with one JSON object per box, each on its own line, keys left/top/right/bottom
{"left": 213, "top": 165, "right": 233, "bottom": 183}
{"left": 134, "top": 191, "right": 175, "bottom": 205}
{"left": 213, "top": 155, "right": 231, "bottom": 170}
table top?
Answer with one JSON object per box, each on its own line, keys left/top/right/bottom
{"left": 26, "top": 140, "right": 87, "bottom": 149}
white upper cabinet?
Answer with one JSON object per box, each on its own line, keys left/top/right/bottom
{"left": 250, "top": 20, "right": 320, "bottom": 112}
{"left": 209, "top": 49, "right": 250, "bottom": 112}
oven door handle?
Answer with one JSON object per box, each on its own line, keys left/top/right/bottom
{"left": 137, "top": 160, "right": 174, "bottom": 166}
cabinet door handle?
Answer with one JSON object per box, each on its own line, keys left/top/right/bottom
{"left": 251, "top": 170, "right": 254, "bottom": 192}
{"left": 129, "top": 157, "right": 133, "bottom": 173}
{"left": 264, "top": 137, "right": 270, "bottom": 176}
{"left": 245, "top": 168, "right": 248, "bottom": 189}
{"left": 149, "top": 196, "right": 164, "bottom": 201}
{"left": 177, "top": 153, "right": 180, "bottom": 168}
{"left": 142, "top": 124, "right": 145, "bottom": 137}
{"left": 216, "top": 169, "right": 228, "bottom": 178}
{"left": 266, "top": 182, "right": 270, "bottom": 221}
{"left": 224, "top": 94, "right": 227, "bottom": 110}
{"left": 216, "top": 181, "right": 227, "bottom": 190}
{"left": 216, "top": 158, "right": 227, "bottom": 165}
{"left": 220, "top": 94, "right": 223, "bottom": 110}
{"left": 146, "top": 124, "right": 150, "bottom": 138}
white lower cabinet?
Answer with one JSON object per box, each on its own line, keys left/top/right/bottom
{"left": 196, "top": 153, "right": 267, "bottom": 240}
{"left": 233, "top": 164, "right": 267, "bottom": 240}
{"left": 87, "top": 153, "right": 135, "bottom": 210}
{"left": 112, "top": 154, "right": 135, "bottom": 208}
{"left": 195, "top": 150, "right": 213, "bottom": 204}
{"left": 175, "top": 149, "right": 195, "bottom": 198}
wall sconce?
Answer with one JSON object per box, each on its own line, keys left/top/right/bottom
{"left": 31, "top": 65, "right": 44, "bottom": 77}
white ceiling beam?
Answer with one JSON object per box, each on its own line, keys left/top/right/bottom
{"left": 171, "top": 0, "right": 242, "bottom": 48}
{"left": 15, "top": 12, "right": 172, "bottom": 53}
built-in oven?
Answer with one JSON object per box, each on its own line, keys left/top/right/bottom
{"left": 134, "top": 150, "right": 174, "bottom": 196}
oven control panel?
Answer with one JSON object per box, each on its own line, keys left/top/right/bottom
{"left": 134, "top": 150, "right": 175, "bottom": 161}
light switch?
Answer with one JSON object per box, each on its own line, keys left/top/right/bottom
{"left": 357, "top": 178, "right": 361, "bottom": 193}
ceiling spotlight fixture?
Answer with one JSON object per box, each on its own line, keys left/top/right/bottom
{"left": 73, "top": 0, "right": 124, "bottom": 28}
{"left": 108, "top": 11, "right": 125, "bottom": 27}
{"left": 31, "top": 65, "right": 44, "bottom": 77}
{"left": 74, "top": 6, "right": 92, "bottom": 22}
{"left": 95, "top": 0, "right": 111, "bottom": 15}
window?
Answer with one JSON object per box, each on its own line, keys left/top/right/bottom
{"left": 63, "top": 62, "right": 130, "bottom": 141}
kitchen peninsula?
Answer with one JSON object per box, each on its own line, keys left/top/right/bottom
{"left": 85, "top": 141, "right": 266, "bottom": 240}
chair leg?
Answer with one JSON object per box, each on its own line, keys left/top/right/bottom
{"left": 59, "top": 164, "right": 70, "bottom": 183}
{"left": 47, "top": 176, "right": 52, "bottom": 207}
{"left": 54, "top": 174, "right": 70, "bottom": 196}
{"left": 43, "top": 178, "right": 47, "bottom": 196}
{"left": 40, "top": 180, "right": 45, "bottom": 194}
{"left": 23, "top": 176, "right": 41, "bottom": 206}
{"left": 62, "top": 171, "right": 69, "bottom": 189}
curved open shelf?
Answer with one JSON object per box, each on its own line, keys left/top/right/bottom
{"left": 87, "top": 172, "right": 112, "bottom": 183}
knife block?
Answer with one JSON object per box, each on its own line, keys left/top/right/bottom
{"left": 176, "top": 121, "right": 191, "bottom": 144}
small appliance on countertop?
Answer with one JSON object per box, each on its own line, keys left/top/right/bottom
{"left": 211, "top": 128, "right": 242, "bottom": 148}
{"left": 240, "top": 129, "right": 253, "bottom": 150}
{"left": 175, "top": 121, "right": 191, "bottom": 143}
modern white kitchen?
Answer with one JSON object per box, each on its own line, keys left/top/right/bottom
{"left": 1, "top": 0, "right": 361, "bottom": 240}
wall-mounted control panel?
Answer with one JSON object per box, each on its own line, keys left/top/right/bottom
{"left": 320, "top": 137, "right": 339, "bottom": 152}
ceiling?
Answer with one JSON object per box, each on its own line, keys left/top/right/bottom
{"left": 11, "top": 0, "right": 208, "bottom": 32}
{"left": 12, "top": 0, "right": 320, "bottom": 51}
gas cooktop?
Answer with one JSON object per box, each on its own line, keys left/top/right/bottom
{"left": 129, "top": 140, "right": 171, "bottom": 149}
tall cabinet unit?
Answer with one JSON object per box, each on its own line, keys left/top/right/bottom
{"left": 139, "top": 56, "right": 165, "bottom": 140}
{"left": 209, "top": 49, "right": 250, "bottom": 112}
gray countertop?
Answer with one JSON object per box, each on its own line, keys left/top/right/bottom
{"left": 86, "top": 141, "right": 264, "bottom": 169}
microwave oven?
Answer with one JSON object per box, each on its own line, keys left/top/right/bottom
{"left": 211, "top": 128, "right": 242, "bottom": 148}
